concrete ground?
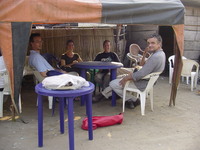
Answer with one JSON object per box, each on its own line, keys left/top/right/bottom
{"left": 0, "top": 76, "right": 200, "bottom": 150}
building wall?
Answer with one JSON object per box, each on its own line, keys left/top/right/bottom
{"left": 184, "top": 6, "right": 200, "bottom": 61}
{"left": 125, "top": 25, "right": 158, "bottom": 50}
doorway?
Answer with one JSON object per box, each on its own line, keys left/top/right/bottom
{"left": 159, "top": 26, "right": 174, "bottom": 76}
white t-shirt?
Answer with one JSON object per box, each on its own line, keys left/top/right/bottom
{"left": 0, "top": 56, "right": 6, "bottom": 88}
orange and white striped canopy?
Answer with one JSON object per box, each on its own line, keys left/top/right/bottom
{"left": 0, "top": 0, "right": 185, "bottom": 112}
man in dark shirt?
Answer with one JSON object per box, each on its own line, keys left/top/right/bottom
{"left": 94, "top": 40, "right": 120, "bottom": 90}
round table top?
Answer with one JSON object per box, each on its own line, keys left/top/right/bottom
{"left": 74, "top": 61, "right": 123, "bottom": 69}
{"left": 35, "top": 82, "right": 94, "bottom": 97}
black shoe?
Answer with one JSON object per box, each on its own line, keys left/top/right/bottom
{"left": 128, "top": 101, "right": 135, "bottom": 109}
{"left": 92, "top": 93, "right": 104, "bottom": 103}
{"left": 125, "top": 100, "right": 135, "bottom": 109}
{"left": 133, "top": 98, "right": 140, "bottom": 107}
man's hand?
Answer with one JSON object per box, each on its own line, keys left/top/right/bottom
{"left": 119, "top": 76, "right": 127, "bottom": 87}
{"left": 119, "top": 73, "right": 133, "bottom": 87}
{"left": 139, "top": 47, "right": 149, "bottom": 66}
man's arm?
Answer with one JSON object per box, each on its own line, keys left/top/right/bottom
{"left": 139, "top": 47, "right": 149, "bottom": 66}
{"left": 94, "top": 53, "right": 100, "bottom": 61}
{"left": 30, "top": 53, "right": 53, "bottom": 77}
{"left": 40, "top": 71, "right": 48, "bottom": 77}
{"left": 119, "top": 72, "right": 133, "bottom": 87}
{"left": 120, "top": 51, "right": 159, "bottom": 87}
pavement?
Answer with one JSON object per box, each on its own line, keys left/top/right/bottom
{"left": 0, "top": 75, "right": 200, "bottom": 150}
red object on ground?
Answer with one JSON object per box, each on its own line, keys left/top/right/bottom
{"left": 82, "top": 113, "right": 123, "bottom": 130}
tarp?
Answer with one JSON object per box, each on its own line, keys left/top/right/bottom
{"left": 0, "top": 0, "right": 185, "bottom": 116}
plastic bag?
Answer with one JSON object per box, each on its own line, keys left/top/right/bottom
{"left": 82, "top": 113, "right": 123, "bottom": 130}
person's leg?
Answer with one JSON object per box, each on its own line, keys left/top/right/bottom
{"left": 101, "top": 86, "right": 112, "bottom": 99}
{"left": 110, "top": 79, "right": 137, "bottom": 101}
{"left": 117, "top": 68, "right": 135, "bottom": 76}
{"left": 94, "top": 72, "right": 103, "bottom": 86}
{"left": 102, "top": 73, "right": 110, "bottom": 90}
{"left": 110, "top": 79, "right": 140, "bottom": 109}
{"left": 46, "top": 70, "right": 63, "bottom": 76}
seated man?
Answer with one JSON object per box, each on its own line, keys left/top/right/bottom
{"left": 93, "top": 33, "right": 166, "bottom": 109}
{"left": 94, "top": 40, "right": 120, "bottom": 90}
{"left": 29, "top": 33, "right": 74, "bottom": 77}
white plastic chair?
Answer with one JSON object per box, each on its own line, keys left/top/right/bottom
{"left": 32, "top": 69, "right": 53, "bottom": 109}
{"left": 23, "top": 56, "right": 34, "bottom": 77}
{"left": 0, "top": 71, "right": 22, "bottom": 117}
{"left": 127, "top": 44, "right": 150, "bottom": 67}
{"left": 168, "top": 55, "right": 187, "bottom": 84}
{"left": 122, "top": 72, "right": 161, "bottom": 116}
{"left": 181, "top": 59, "right": 199, "bottom": 91}
{"left": 126, "top": 53, "right": 138, "bottom": 67}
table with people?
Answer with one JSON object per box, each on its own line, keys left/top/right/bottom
{"left": 28, "top": 33, "right": 166, "bottom": 109}
{"left": 28, "top": 33, "right": 167, "bottom": 148}
{"left": 74, "top": 61, "right": 123, "bottom": 106}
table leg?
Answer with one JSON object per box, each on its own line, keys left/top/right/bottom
{"left": 111, "top": 69, "right": 117, "bottom": 106}
{"left": 59, "top": 97, "right": 65, "bottom": 134}
{"left": 93, "top": 69, "right": 97, "bottom": 95}
{"left": 80, "top": 69, "right": 87, "bottom": 106}
{"left": 80, "top": 69, "right": 86, "bottom": 79}
{"left": 85, "top": 93, "right": 93, "bottom": 140}
{"left": 52, "top": 97, "right": 56, "bottom": 116}
{"left": 38, "top": 94, "right": 43, "bottom": 147}
{"left": 68, "top": 97, "right": 75, "bottom": 150}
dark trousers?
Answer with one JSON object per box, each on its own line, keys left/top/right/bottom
{"left": 46, "top": 70, "right": 63, "bottom": 76}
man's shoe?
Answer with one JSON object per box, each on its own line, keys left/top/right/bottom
{"left": 125, "top": 100, "right": 131, "bottom": 107}
{"left": 92, "top": 93, "right": 104, "bottom": 103}
{"left": 125, "top": 100, "right": 135, "bottom": 109}
{"left": 128, "top": 101, "right": 135, "bottom": 109}
{"left": 133, "top": 98, "right": 140, "bottom": 107}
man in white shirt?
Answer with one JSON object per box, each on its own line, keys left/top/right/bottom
{"left": 29, "top": 33, "right": 67, "bottom": 77}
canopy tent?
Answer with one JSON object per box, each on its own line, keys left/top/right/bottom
{"left": 0, "top": 0, "right": 185, "bottom": 116}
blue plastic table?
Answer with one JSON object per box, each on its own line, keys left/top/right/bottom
{"left": 74, "top": 61, "right": 123, "bottom": 106}
{"left": 35, "top": 82, "right": 94, "bottom": 150}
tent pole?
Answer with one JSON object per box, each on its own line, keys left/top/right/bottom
{"left": 170, "top": 25, "right": 184, "bottom": 106}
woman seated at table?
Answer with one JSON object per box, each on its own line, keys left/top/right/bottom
{"left": 60, "top": 40, "right": 83, "bottom": 74}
